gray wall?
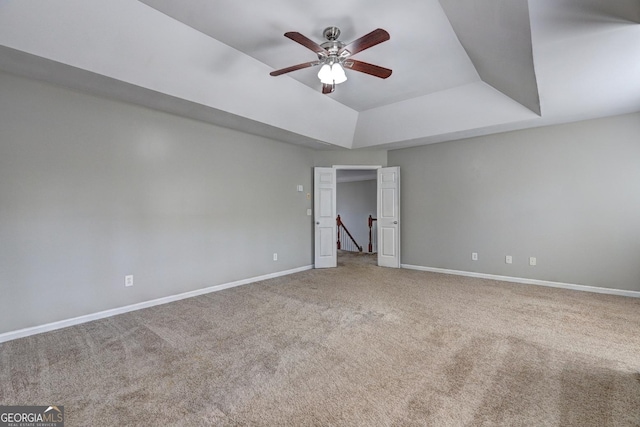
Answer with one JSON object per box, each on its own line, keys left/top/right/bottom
{"left": 0, "top": 71, "right": 314, "bottom": 334}
{"left": 389, "top": 113, "right": 640, "bottom": 291}
{"left": 314, "top": 149, "right": 387, "bottom": 167}
{"left": 337, "top": 180, "right": 377, "bottom": 252}
{"left": 3, "top": 67, "right": 638, "bottom": 336}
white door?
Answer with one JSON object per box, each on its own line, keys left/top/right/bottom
{"left": 377, "top": 167, "right": 400, "bottom": 268}
{"left": 314, "top": 167, "right": 337, "bottom": 268}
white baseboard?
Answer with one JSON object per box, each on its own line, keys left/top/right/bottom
{"left": 401, "top": 264, "right": 640, "bottom": 298}
{"left": 0, "top": 265, "right": 313, "bottom": 344}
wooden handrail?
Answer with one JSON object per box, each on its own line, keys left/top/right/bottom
{"left": 337, "top": 215, "right": 363, "bottom": 252}
{"left": 368, "top": 215, "right": 377, "bottom": 253}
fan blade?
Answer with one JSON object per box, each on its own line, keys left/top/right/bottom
{"left": 270, "top": 61, "right": 321, "bottom": 76}
{"left": 344, "top": 60, "right": 392, "bottom": 79}
{"left": 339, "top": 28, "right": 390, "bottom": 56}
{"left": 322, "top": 83, "right": 335, "bottom": 94}
{"left": 284, "top": 32, "right": 328, "bottom": 56}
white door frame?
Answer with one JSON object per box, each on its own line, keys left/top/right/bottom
{"left": 313, "top": 165, "right": 400, "bottom": 268}
{"left": 332, "top": 165, "right": 383, "bottom": 171}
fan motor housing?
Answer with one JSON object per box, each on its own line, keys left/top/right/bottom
{"left": 320, "top": 40, "right": 345, "bottom": 55}
{"left": 319, "top": 26, "right": 346, "bottom": 57}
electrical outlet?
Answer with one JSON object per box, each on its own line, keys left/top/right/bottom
{"left": 273, "top": 253, "right": 278, "bottom": 261}
{"left": 529, "top": 257, "right": 537, "bottom": 266}
{"left": 472, "top": 252, "right": 478, "bottom": 261}
{"left": 125, "top": 275, "right": 134, "bottom": 287}
{"left": 505, "top": 255, "right": 513, "bottom": 264}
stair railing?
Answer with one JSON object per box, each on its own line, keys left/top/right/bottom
{"left": 336, "top": 215, "right": 363, "bottom": 252}
{"left": 368, "top": 215, "right": 377, "bottom": 253}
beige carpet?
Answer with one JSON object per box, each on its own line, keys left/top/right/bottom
{"left": 1, "top": 252, "right": 639, "bottom": 426}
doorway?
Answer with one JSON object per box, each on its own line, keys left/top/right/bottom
{"left": 336, "top": 169, "right": 377, "bottom": 256}
{"left": 313, "top": 165, "right": 400, "bottom": 269}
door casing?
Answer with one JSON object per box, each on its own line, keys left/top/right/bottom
{"left": 313, "top": 165, "right": 400, "bottom": 268}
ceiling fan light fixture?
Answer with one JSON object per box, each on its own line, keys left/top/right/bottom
{"left": 317, "top": 63, "right": 333, "bottom": 84}
{"left": 331, "top": 63, "right": 347, "bottom": 84}
{"left": 318, "top": 62, "right": 347, "bottom": 85}
{"left": 273, "top": 27, "right": 390, "bottom": 93}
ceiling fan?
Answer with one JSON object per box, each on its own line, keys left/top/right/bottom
{"left": 270, "top": 26, "right": 392, "bottom": 94}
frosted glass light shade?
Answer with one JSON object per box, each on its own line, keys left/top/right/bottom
{"left": 317, "top": 64, "right": 333, "bottom": 84}
{"left": 331, "top": 63, "right": 347, "bottom": 84}
{"left": 317, "top": 63, "right": 348, "bottom": 85}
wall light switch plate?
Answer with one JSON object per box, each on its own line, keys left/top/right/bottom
{"left": 472, "top": 252, "right": 478, "bottom": 261}
{"left": 125, "top": 275, "right": 134, "bottom": 287}
{"left": 307, "top": 208, "right": 312, "bottom": 216}
{"left": 505, "top": 255, "right": 513, "bottom": 264}
{"left": 529, "top": 257, "right": 537, "bottom": 266}
{"left": 297, "top": 185, "right": 303, "bottom": 192}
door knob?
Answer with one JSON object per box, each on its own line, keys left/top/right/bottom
{"left": 393, "top": 221, "right": 398, "bottom": 224}
{"left": 316, "top": 222, "right": 320, "bottom": 225}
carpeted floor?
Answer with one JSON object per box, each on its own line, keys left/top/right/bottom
{"left": 1, "top": 252, "right": 639, "bottom": 426}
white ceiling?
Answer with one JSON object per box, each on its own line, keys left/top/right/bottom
{"left": 138, "top": 0, "right": 482, "bottom": 112}
{"left": 0, "top": 0, "right": 638, "bottom": 151}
